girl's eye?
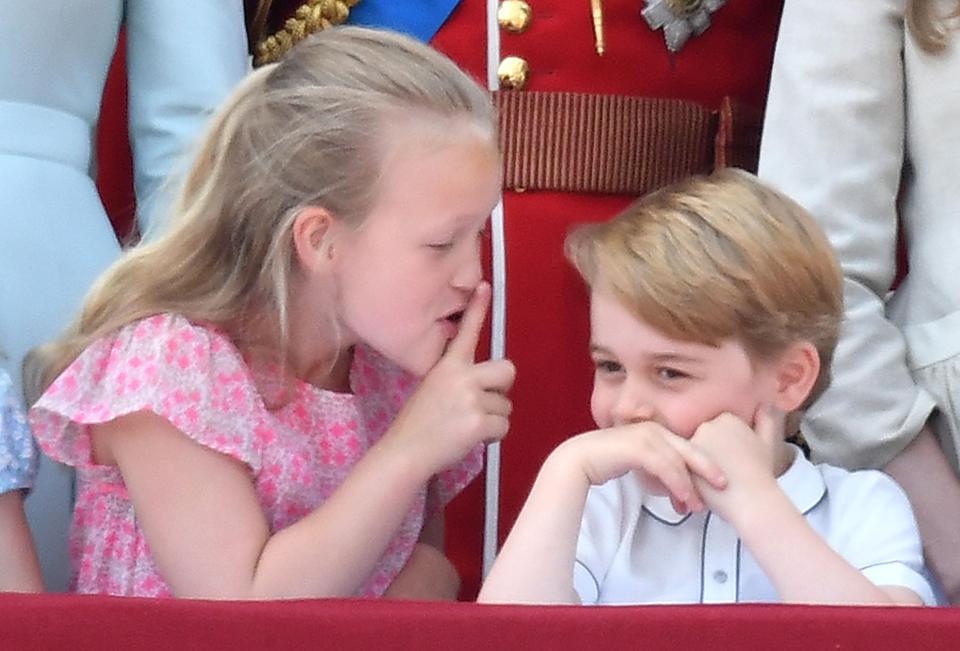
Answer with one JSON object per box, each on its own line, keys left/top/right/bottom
{"left": 427, "top": 241, "right": 454, "bottom": 251}
{"left": 594, "top": 359, "right": 622, "bottom": 374}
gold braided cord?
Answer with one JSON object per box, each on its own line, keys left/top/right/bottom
{"left": 254, "top": 0, "right": 361, "bottom": 67}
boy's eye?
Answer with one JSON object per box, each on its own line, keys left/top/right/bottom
{"left": 656, "top": 367, "right": 688, "bottom": 381}
{"left": 427, "top": 241, "right": 454, "bottom": 251}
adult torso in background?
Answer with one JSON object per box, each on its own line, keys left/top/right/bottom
{"left": 0, "top": 1, "right": 249, "bottom": 591}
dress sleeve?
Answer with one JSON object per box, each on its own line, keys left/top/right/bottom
{"left": 124, "top": 0, "right": 250, "bottom": 232}
{"left": 0, "top": 369, "right": 37, "bottom": 494}
{"left": 757, "top": 0, "right": 936, "bottom": 469}
{"left": 29, "top": 314, "right": 264, "bottom": 473}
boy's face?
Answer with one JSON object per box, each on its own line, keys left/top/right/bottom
{"left": 588, "top": 289, "right": 779, "bottom": 438}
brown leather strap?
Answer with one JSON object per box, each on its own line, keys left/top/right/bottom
{"left": 494, "top": 91, "right": 761, "bottom": 196}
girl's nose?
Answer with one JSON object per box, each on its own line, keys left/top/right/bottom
{"left": 452, "top": 242, "right": 484, "bottom": 290}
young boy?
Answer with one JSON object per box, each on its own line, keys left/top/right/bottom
{"left": 478, "top": 169, "right": 934, "bottom": 606}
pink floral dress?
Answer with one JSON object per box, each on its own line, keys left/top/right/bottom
{"left": 29, "top": 314, "right": 482, "bottom": 597}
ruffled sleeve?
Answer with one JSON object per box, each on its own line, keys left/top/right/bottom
{"left": 0, "top": 368, "right": 37, "bottom": 494}
{"left": 30, "top": 314, "right": 266, "bottom": 473}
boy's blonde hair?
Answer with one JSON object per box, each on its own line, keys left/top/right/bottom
{"left": 24, "top": 26, "right": 496, "bottom": 405}
{"left": 565, "top": 168, "right": 843, "bottom": 407}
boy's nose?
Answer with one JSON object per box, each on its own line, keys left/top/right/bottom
{"left": 611, "top": 387, "right": 656, "bottom": 425}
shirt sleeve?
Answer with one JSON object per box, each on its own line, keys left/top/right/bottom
{"left": 757, "top": 0, "right": 936, "bottom": 469}
{"left": 29, "top": 314, "right": 263, "bottom": 473}
{"left": 0, "top": 369, "right": 37, "bottom": 494}
{"left": 826, "top": 467, "right": 935, "bottom": 605}
{"left": 124, "top": 0, "right": 250, "bottom": 233}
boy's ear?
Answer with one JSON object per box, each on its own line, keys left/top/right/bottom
{"left": 770, "top": 341, "right": 820, "bottom": 412}
{"left": 292, "top": 206, "right": 336, "bottom": 273}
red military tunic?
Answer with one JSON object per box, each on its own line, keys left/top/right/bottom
{"left": 429, "top": 0, "right": 783, "bottom": 599}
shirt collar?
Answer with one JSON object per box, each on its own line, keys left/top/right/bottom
{"left": 775, "top": 443, "right": 826, "bottom": 515}
{"left": 640, "top": 443, "right": 826, "bottom": 525}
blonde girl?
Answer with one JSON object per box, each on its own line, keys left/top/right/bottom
{"left": 25, "top": 26, "right": 514, "bottom": 599}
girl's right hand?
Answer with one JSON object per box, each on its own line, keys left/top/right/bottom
{"left": 552, "top": 422, "right": 727, "bottom": 514}
{"left": 385, "top": 282, "right": 516, "bottom": 473}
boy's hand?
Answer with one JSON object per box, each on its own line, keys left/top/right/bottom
{"left": 689, "top": 408, "right": 785, "bottom": 522}
{"left": 386, "top": 282, "right": 516, "bottom": 473}
{"left": 556, "top": 422, "right": 727, "bottom": 514}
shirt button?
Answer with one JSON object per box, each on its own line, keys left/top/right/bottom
{"left": 712, "top": 570, "right": 728, "bottom": 584}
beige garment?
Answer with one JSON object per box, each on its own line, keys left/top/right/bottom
{"left": 759, "top": 0, "right": 960, "bottom": 470}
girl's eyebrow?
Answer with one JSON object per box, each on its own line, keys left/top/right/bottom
{"left": 589, "top": 343, "right": 612, "bottom": 356}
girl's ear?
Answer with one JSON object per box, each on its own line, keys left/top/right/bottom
{"left": 770, "top": 341, "right": 821, "bottom": 413}
{"left": 291, "top": 206, "right": 336, "bottom": 273}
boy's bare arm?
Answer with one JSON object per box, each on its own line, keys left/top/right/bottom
{"left": 691, "top": 412, "right": 923, "bottom": 606}
{"left": 479, "top": 424, "right": 725, "bottom": 604}
{"left": 478, "top": 443, "right": 590, "bottom": 604}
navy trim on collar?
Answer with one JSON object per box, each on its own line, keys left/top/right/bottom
{"left": 641, "top": 443, "right": 825, "bottom": 523}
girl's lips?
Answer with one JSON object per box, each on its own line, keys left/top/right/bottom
{"left": 439, "top": 310, "right": 465, "bottom": 338}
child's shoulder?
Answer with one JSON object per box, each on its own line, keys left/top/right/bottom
{"left": 103, "top": 313, "right": 246, "bottom": 372}
{"left": 812, "top": 459, "right": 912, "bottom": 517}
{"left": 815, "top": 460, "right": 902, "bottom": 492}
{"left": 32, "top": 313, "right": 265, "bottom": 471}
{"left": 38, "top": 313, "right": 254, "bottom": 415}
{"left": 118, "top": 313, "right": 235, "bottom": 350}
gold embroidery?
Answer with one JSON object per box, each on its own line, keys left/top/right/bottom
{"left": 254, "top": 0, "right": 361, "bottom": 67}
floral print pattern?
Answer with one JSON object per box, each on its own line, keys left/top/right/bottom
{"left": 0, "top": 367, "right": 37, "bottom": 494}
{"left": 30, "top": 314, "right": 482, "bottom": 597}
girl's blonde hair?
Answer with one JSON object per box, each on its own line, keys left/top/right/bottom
{"left": 24, "top": 26, "right": 496, "bottom": 405}
{"left": 565, "top": 168, "right": 843, "bottom": 407}
{"left": 907, "top": 0, "right": 960, "bottom": 53}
